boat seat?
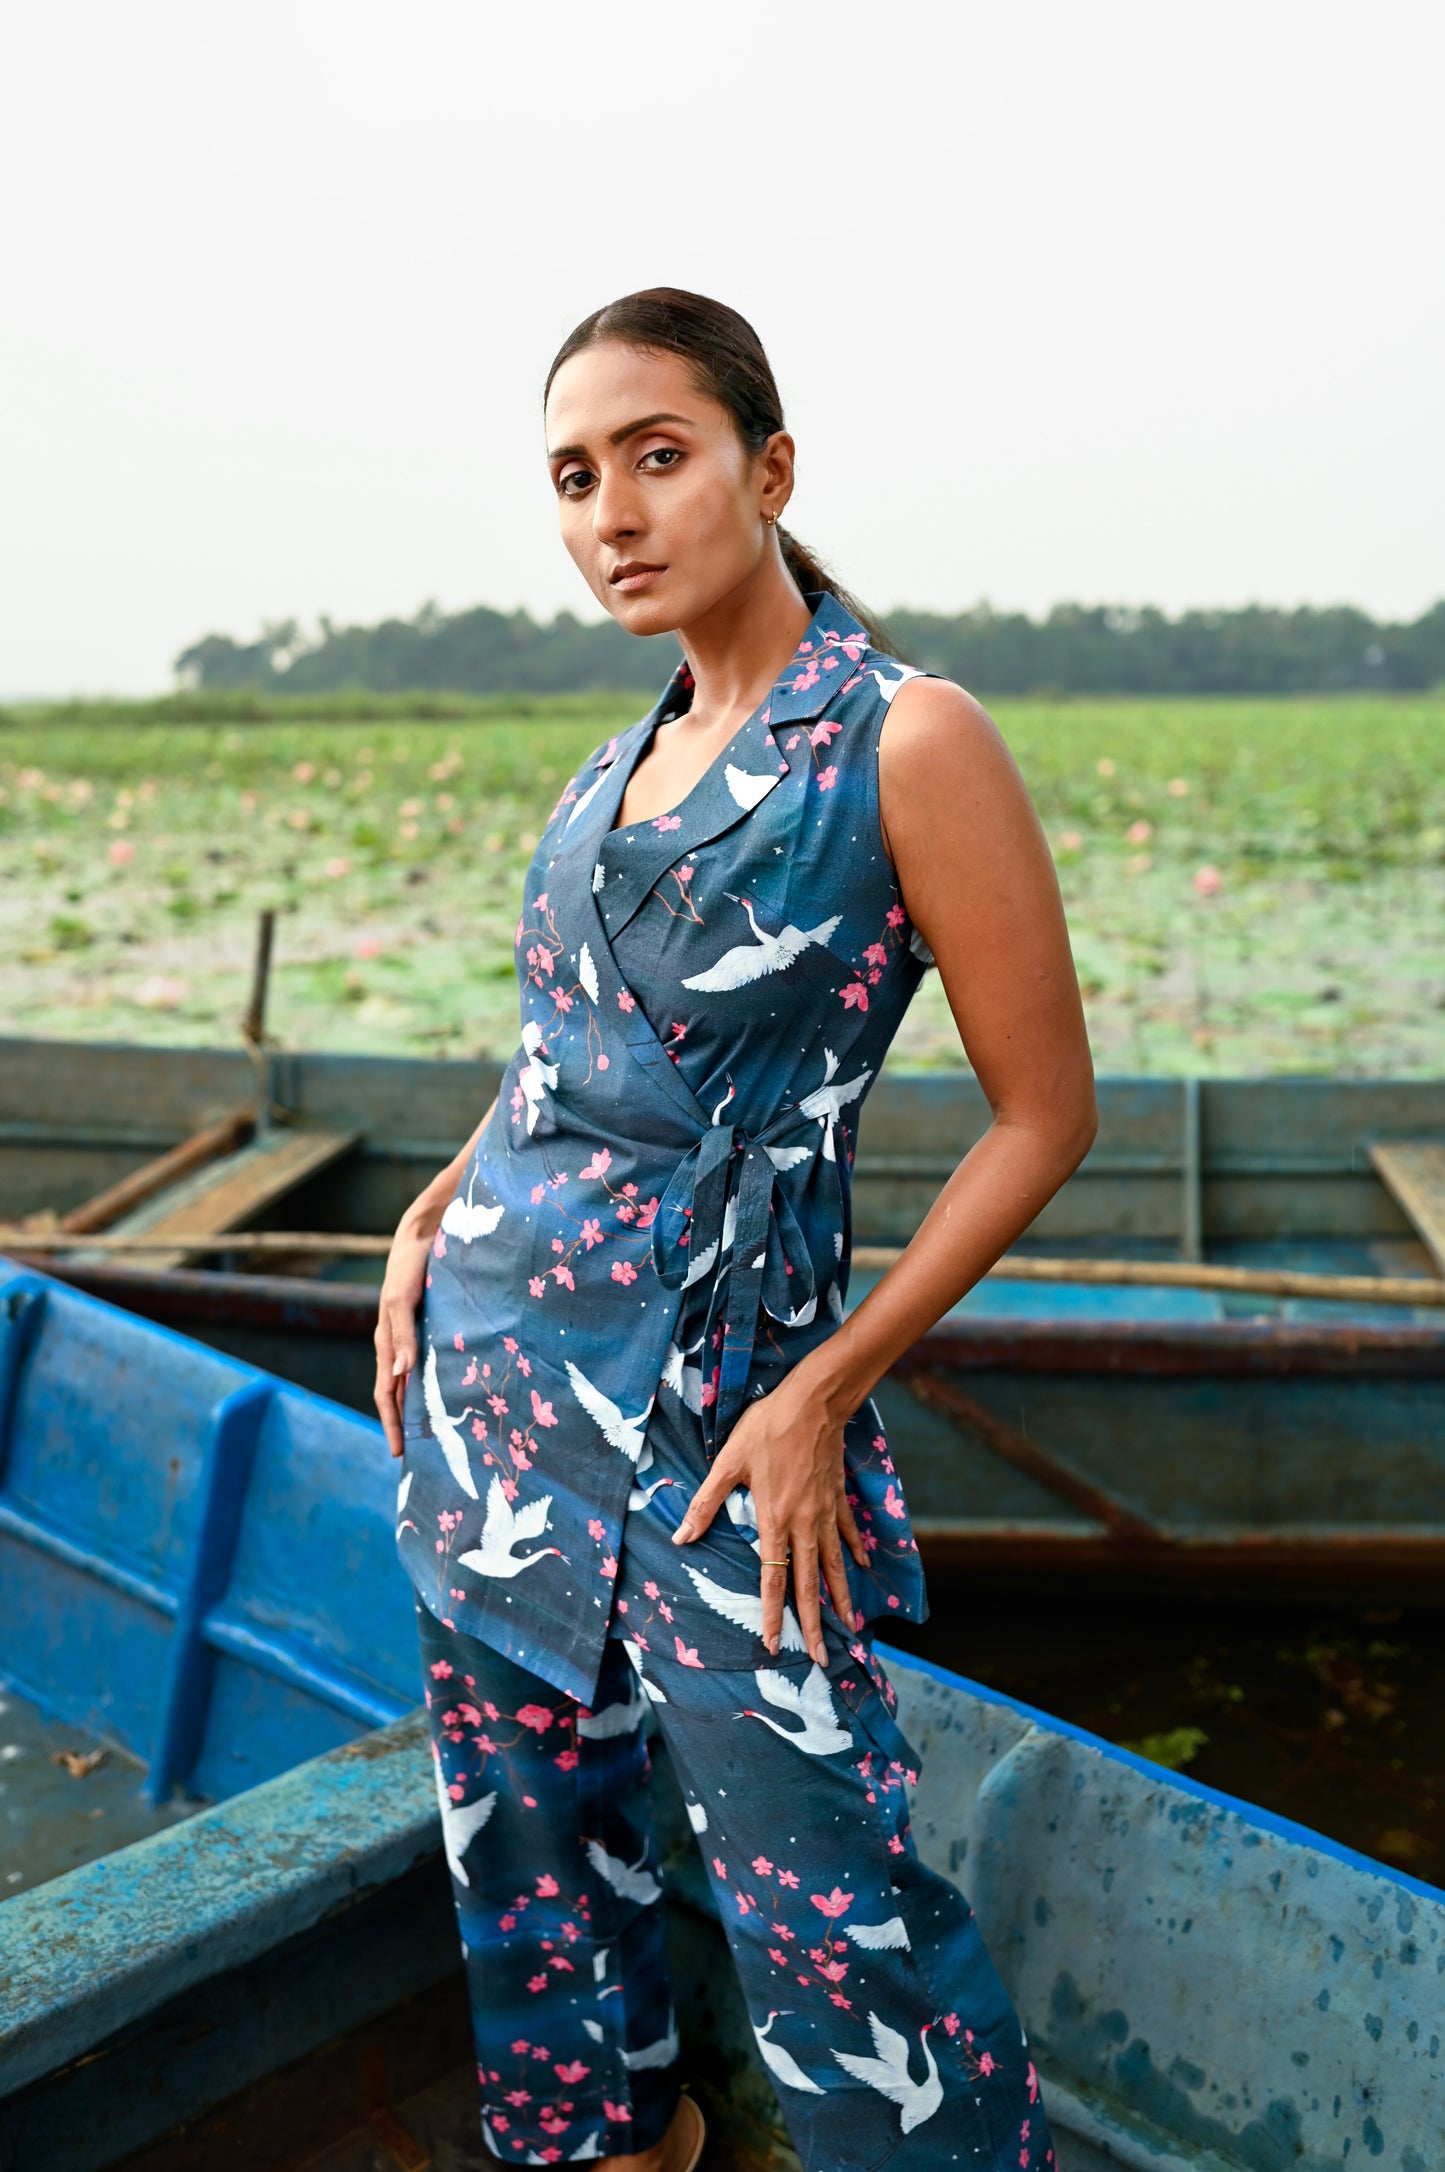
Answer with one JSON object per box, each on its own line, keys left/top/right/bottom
{"left": 1370, "top": 1139, "right": 1445, "bottom": 1276}
{"left": 62, "top": 1125, "right": 359, "bottom": 1272}
{"left": 0, "top": 1259, "right": 413, "bottom": 1808}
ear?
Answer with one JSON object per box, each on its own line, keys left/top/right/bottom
{"left": 758, "top": 429, "right": 796, "bottom": 525}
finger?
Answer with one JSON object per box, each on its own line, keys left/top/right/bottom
{"left": 791, "top": 1530, "right": 827, "bottom": 1666}
{"left": 375, "top": 1368, "right": 405, "bottom": 1459}
{"left": 834, "top": 1479, "right": 869, "bottom": 1569}
{"left": 819, "top": 1520, "right": 858, "bottom": 1634}
{"left": 757, "top": 1522, "right": 790, "bottom": 1655}
{"left": 671, "top": 1456, "right": 736, "bottom": 1546}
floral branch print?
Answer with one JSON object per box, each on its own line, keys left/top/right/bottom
{"left": 453, "top": 1332, "right": 559, "bottom": 1489}
{"left": 840, "top": 896, "right": 909, "bottom": 1013}
{"left": 524, "top": 1148, "right": 660, "bottom": 1303}
{"left": 613, "top": 1574, "right": 696, "bottom": 1662}
{"left": 649, "top": 859, "right": 703, "bottom": 924}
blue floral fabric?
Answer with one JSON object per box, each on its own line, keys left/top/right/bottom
{"left": 398, "top": 592, "right": 935, "bottom": 1707}
{"left": 419, "top": 1391, "right": 1055, "bottom": 2169}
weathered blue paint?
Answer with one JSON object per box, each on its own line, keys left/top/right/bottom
{"left": 3, "top": 1256, "right": 1443, "bottom": 2169}
{"left": 0, "top": 1707, "right": 437, "bottom": 2101}
{"left": 883, "top": 1644, "right": 1444, "bottom": 2172}
{"left": 0, "top": 1258, "right": 415, "bottom": 1803}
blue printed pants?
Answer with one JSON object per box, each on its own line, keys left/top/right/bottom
{"left": 416, "top": 1399, "right": 1054, "bottom": 2169}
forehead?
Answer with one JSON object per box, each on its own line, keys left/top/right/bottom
{"left": 544, "top": 341, "right": 724, "bottom": 444}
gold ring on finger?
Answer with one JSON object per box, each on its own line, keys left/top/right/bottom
{"left": 762, "top": 1555, "right": 790, "bottom": 1567}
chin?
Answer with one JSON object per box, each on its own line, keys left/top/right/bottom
{"left": 605, "top": 590, "right": 683, "bottom": 640}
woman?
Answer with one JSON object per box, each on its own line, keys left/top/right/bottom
{"left": 376, "top": 289, "right": 1095, "bottom": 2172}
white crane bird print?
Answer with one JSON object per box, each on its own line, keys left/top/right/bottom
{"left": 682, "top": 894, "right": 842, "bottom": 992}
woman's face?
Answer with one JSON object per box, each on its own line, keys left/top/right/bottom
{"left": 544, "top": 341, "right": 791, "bottom": 636}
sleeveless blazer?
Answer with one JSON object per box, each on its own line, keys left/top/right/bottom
{"left": 399, "top": 592, "right": 934, "bottom": 1704}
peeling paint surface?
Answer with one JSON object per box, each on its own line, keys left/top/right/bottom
{"left": 886, "top": 1649, "right": 1443, "bottom": 2171}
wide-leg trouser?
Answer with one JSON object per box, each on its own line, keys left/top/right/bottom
{"left": 415, "top": 1401, "right": 1054, "bottom": 2170}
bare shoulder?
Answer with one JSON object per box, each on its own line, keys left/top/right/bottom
{"left": 878, "top": 675, "right": 1021, "bottom": 816}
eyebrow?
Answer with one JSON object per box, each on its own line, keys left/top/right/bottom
{"left": 546, "top": 411, "right": 695, "bottom": 462}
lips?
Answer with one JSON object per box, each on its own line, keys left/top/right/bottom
{"left": 610, "top": 562, "right": 666, "bottom": 589}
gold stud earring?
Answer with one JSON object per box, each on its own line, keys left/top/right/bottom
{"left": 765, "top": 512, "right": 778, "bottom": 528}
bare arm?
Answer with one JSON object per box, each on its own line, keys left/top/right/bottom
{"left": 671, "top": 679, "right": 1097, "bottom": 1656}
{"left": 373, "top": 1099, "right": 495, "bottom": 1456}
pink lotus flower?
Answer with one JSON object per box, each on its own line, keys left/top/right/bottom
{"left": 133, "top": 974, "right": 186, "bottom": 1010}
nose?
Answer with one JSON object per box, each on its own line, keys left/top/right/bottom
{"left": 591, "top": 460, "right": 643, "bottom": 548}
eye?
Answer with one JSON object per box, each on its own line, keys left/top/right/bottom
{"left": 556, "top": 464, "right": 594, "bottom": 499}
{"left": 640, "top": 446, "right": 683, "bottom": 473}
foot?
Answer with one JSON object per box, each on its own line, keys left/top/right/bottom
{"left": 596, "top": 2089, "right": 703, "bottom": 2172}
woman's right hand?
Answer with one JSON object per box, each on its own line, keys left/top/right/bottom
{"left": 374, "top": 1200, "right": 441, "bottom": 1458}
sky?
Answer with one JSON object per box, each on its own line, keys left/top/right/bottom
{"left": 3, "top": 0, "right": 1442, "bottom": 694}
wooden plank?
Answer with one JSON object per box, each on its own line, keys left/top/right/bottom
{"left": 55, "top": 1110, "right": 253, "bottom": 1235}
{"left": 854, "top": 1246, "right": 1445, "bottom": 1309}
{"left": 60, "top": 1129, "right": 359, "bottom": 1272}
{"left": 899, "top": 1371, "right": 1163, "bottom": 1542}
{"left": 1370, "top": 1141, "right": 1445, "bottom": 1275}
{"left": 912, "top": 1521, "right": 1445, "bottom": 1590}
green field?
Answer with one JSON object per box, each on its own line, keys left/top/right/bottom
{"left": 2, "top": 695, "right": 1442, "bottom": 1077}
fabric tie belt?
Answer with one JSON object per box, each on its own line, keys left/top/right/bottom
{"left": 649, "top": 1106, "right": 846, "bottom": 1453}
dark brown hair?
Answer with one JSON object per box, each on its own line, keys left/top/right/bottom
{"left": 545, "top": 287, "right": 895, "bottom": 653}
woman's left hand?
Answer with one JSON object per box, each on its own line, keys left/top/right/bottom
{"left": 670, "top": 1369, "right": 868, "bottom": 1664}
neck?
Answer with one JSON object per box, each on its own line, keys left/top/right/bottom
{"left": 674, "top": 548, "right": 814, "bottom": 732}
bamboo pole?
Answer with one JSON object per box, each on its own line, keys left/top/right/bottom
{"left": 853, "top": 1245, "right": 1445, "bottom": 1309}
{"left": 2, "top": 1228, "right": 1442, "bottom": 1307}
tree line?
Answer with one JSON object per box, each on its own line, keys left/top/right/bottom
{"left": 176, "top": 597, "right": 1445, "bottom": 698}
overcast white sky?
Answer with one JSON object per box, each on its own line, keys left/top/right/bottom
{"left": 3, "top": 0, "right": 1442, "bottom": 694}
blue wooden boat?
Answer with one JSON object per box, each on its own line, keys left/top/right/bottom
{"left": 0, "top": 1260, "right": 1439, "bottom": 2169}
{"left": 3, "top": 1039, "right": 1443, "bottom": 1596}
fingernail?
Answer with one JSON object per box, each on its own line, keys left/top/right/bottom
{"left": 813, "top": 1640, "right": 827, "bottom": 1665}
{"left": 768, "top": 1634, "right": 780, "bottom": 1655}
{"left": 672, "top": 1523, "right": 690, "bottom": 1545}
{"left": 392, "top": 1355, "right": 406, "bottom": 1376}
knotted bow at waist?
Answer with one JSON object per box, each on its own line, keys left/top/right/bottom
{"left": 649, "top": 1104, "right": 849, "bottom": 1453}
